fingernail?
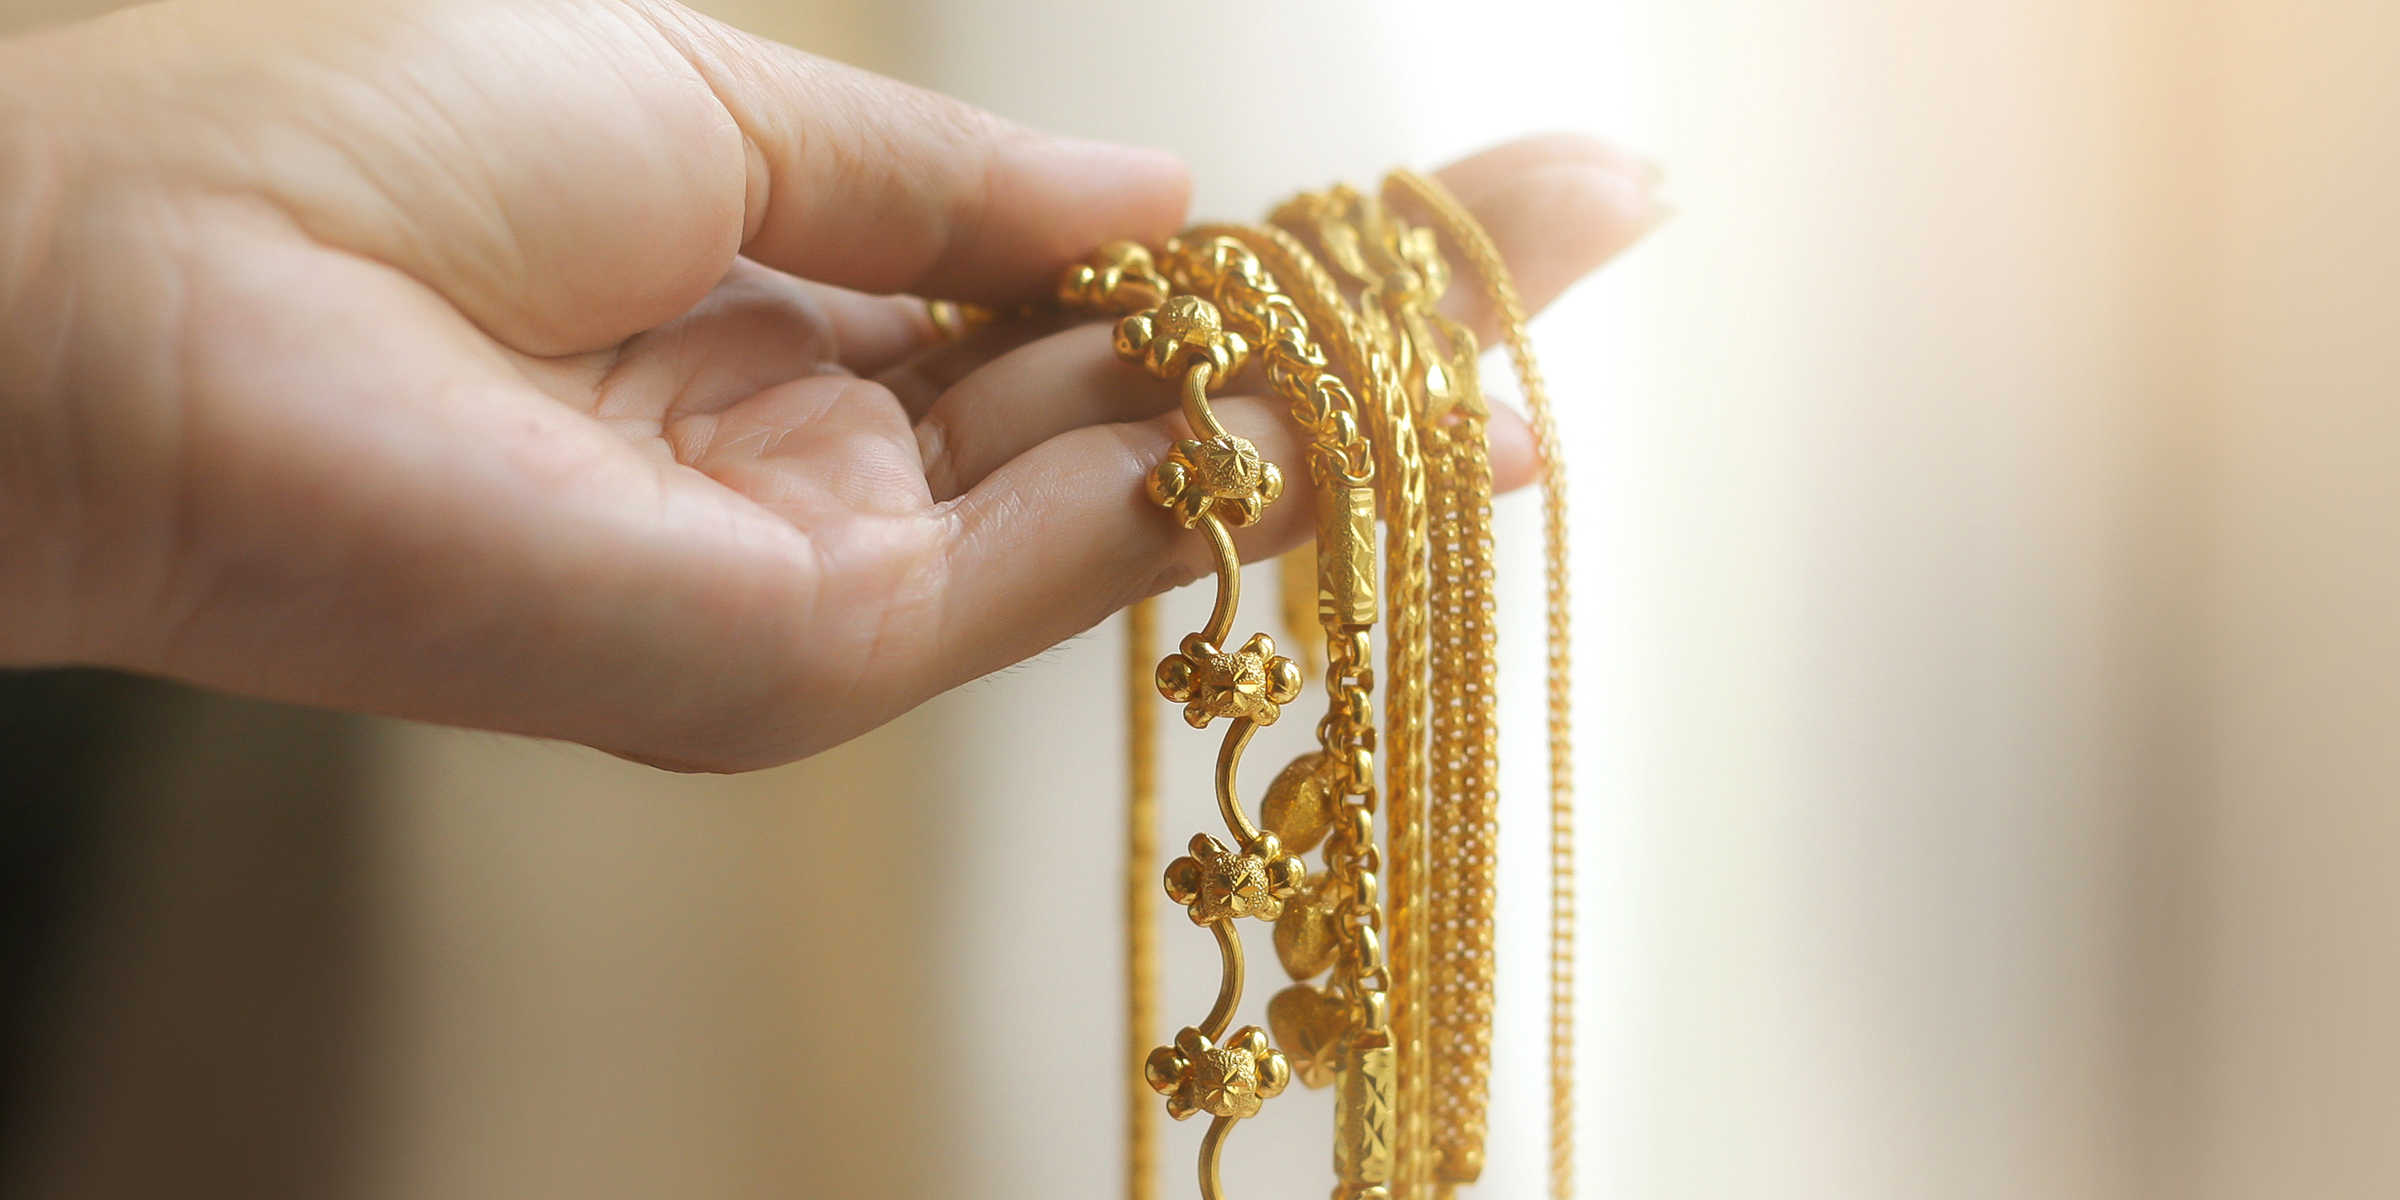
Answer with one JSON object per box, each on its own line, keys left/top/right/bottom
{"left": 1562, "top": 158, "right": 1670, "bottom": 237}
{"left": 1612, "top": 156, "right": 1673, "bottom": 232}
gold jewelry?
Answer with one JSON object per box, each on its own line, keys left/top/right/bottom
{"left": 924, "top": 298, "right": 990, "bottom": 341}
{"left": 1125, "top": 595, "right": 1160, "bottom": 1200}
{"left": 1284, "top": 181, "right": 1504, "bottom": 1194}
{"left": 1200, "top": 219, "right": 1399, "bottom": 1200}
{"left": 1068, "top": 165, "right": 1572, "bottom": 1200}
{"left": 1067, "top": 237, "right": 1337, "bottom": 1199}
{"left": 1385, "top": 167, "right": 1577, "bottom": 1200}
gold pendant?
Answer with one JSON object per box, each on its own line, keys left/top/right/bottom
{"left": 1273, "top": 871, "right": 1343, "bottom": 980}
{"left": 1266, "top": 983, "right": 1351, "bottom": 1090}
{"left": 1261, "top": 750, "right": 1339, "bottom": 855}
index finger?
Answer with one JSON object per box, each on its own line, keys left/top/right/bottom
{"left": 648, "top": 8, "right": 1192, "bottom": 304}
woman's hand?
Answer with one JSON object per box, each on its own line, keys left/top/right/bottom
{"left": 0, "top": 0, "right": 1659, "bottom": 770}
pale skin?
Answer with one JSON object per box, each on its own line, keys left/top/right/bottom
{"left": 0, "top": 0, "right": 1660, "bottom": 772}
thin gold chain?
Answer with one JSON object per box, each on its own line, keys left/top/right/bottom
{"left": 1421, "top": 351, "right": 1500, "bottom": 1196}
{"left": 1365, "top": 187, "right": 1502, "bottom": 1194}
{"left": 1125, "top": 596, "right": 1159, "bottom": 1200}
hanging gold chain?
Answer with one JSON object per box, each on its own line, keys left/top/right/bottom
{"left": 1214, "top": 221, "right": 1402, "bottom": 1200}
{"left": 1386, "top": 168, "right": 1577, "bottom": 1200}
{"left": 1384, "top": 197, "right": 1502, "bottom": 1196}
{"left": 1275, "top": 182, "right": 1513, "bottom": 1200}
{"left": 1080, "top": 164, "right": 1572, "bottom": 1200}
{"left": 1125, "top": 596, "right": 1160, "bottom": 1200}
{"left": 1072, "top": 233, "right": 1381, "bottom": 1200}
{"left": 1190, "top": 224, "right": 1402, "bottom": 1200}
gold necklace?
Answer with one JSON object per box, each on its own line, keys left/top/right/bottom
{"left": 1064, "top": 166, "right": 1572, "bottom": 1200}
{"left": 1386, "top": 168, "right": 1578, "bottom": 1200}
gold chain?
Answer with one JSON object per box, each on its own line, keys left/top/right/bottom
{"left": 1272, "top": 186, "right": 1481, "bottom": 1200}
{"left": 1125, "top": 596, "right": 1159, "bottom": 1200}
{"left": 1386, "top": 168, "right": 1577, "bottom": 1200}
{"left": 1185, "top": 225, "right": 1398, "bottom": 1200}
{"left": 1229, "top": 207, "right": 1436, "bottom": 1198}
{"left": 1277, "top": 182, "right": 1513, "bottom": 1200}
{"left": 1075, "top": 165, "right": 1571, "bottom": 1200}
{"left": 1069, "top": 235, "right": 1371, "bottom": 1200}
{"left": 1214, "top": 220, "right": 1401, "bottom": 1200}
{"left": 1383, "top": 194, "right": 1501, "bottom": 1195}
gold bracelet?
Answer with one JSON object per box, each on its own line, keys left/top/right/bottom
{"left": 1067, "top": 237, "right": 1332, "bottom": 1200}
{"left": 1185, "top": 222, "right": 1398, "bottom": 1200}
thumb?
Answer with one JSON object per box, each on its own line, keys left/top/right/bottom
{"left": 646, "top": 4, "right": 1191, "bottom": 303}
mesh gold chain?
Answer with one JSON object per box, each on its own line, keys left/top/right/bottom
{"left": 1386, "top": 168, "right": 1577, "bottom": 1200}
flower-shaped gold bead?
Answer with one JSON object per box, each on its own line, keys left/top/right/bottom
{"left": 1155, "top": 632, "right": 1304, "bottom": 727}
{"left": 1148, "top": 434, "right": 1284, "bottom": 529}
{"left": 1145, "top": 1024, "right": 1292, "bottom": 1121}
{"left": 1115, "top": 294, "right": 1252, "bottom": 384}
{"left": 1164, "top": 831, "right": 1307, "bottom": 925}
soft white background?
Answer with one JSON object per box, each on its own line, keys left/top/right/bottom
{"left": 7, "top": 0, "right": 2399, "bottom": 1197}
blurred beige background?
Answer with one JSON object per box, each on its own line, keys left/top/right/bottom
{"left": 2, "top": 0, "right": 2397, "bottom": 1198}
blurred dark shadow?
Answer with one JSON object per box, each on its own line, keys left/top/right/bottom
{"left": 0, "top": 672, "right": 161, "bottom": 1143}
{"left": 0, "top": 671, "right": 374, "bottom": 1200}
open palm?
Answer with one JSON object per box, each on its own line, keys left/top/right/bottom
{"left": 0, "top": 0, "right": 1658, "bottom": 770}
